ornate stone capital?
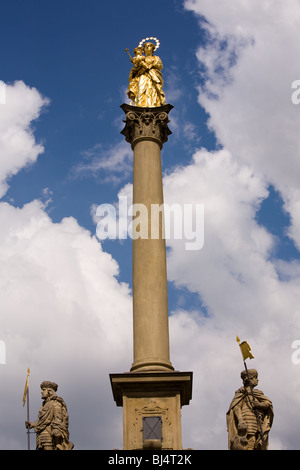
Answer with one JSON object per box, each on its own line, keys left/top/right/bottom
{"left": 120, "top": 103, "right": 173, "bottom": 149}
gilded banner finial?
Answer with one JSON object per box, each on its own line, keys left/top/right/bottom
{"left": 125, "top": 37, "right": 166, "bottom": 108}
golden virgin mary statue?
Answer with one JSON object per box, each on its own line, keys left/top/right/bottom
{"left": 126, "top": 37, "right": 166, "bottom": 108}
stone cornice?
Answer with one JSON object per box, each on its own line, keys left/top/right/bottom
{"left": 110, "top": 371, "right": 193, "bottom": 407}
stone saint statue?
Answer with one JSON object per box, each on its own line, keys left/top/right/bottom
{"left": 127, "top": 37, "right": 166, "bottom": 108}
{"left": 25, "top": 381, "right": 74, "bottom": 450}
{"left": 226, "top": 369, "right": 273, "bottom": 450}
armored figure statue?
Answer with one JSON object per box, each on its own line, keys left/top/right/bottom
{"left": 25, "top": 381, "right": 74, "bottom": 450}
{"left": 226, "top": 369, "right": 273, "bottom": 450}
{"left": 126, "top": 37, "right": 166, "bottom": 108}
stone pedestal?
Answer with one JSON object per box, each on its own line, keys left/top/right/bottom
{"left": 110, "top": 104, "right": 193, "bottom": 450}
{"left": 110, "top": 372, "right": 192, "bottom": 450}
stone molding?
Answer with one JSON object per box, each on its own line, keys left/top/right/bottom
{"left": 110, "top": 371, "right": 193, "bottom": 407}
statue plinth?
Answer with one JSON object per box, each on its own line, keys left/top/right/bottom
{"left": 110, "top": 371, "right": 192, "bottom": 450}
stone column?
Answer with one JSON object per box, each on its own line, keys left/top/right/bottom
{"left": 121, "top": 103, "right": 174, "bottom": 373}
{"left": 110, "top": 103, "right": 192, "bottom": 450}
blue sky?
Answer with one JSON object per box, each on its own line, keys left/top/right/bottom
{"left": 1, "top": 0, "right": 208, "bottom": 265}
{"left": 1, "top": 0, "right": 215, "bottom": 309}
{"left": 1, "top": 0, "right": 300, "bottom": 450}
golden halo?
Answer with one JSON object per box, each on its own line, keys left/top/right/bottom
{"left": 138, "top": 37, "right": 160, "bottom": 51}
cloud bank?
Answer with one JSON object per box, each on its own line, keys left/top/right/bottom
{"left": 0, "top": 81, "right": 132, "bottom": 449}
{"left": 161, "top": 0, "right": 300, "bottom": 449}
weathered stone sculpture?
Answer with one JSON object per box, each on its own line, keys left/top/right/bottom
{"left": 226, "top": 369, "right": 273, "bottom": 450}
{"left": 25, "top": 381, "right": 74, "bottom": 450}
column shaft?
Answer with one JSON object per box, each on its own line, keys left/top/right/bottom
{"left": 120, "top": 103, "right": 174, "bottom": 373}
{"left": 131, "top": 139, "right": 173, "bottom": 372}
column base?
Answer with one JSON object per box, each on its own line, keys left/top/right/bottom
{"left": 130, "top": 359, "right": 174, "bottom": 373}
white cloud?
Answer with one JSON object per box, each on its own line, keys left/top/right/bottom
{"left": 0, "top": 80, "right": 133, "bottom": 449}
{"left": 72, "top": 141, "right": 133, "bottom": 185}
{"left": 284, "top": 189, "right": 300, "bottom": 250}
{"left": 0, "top": 198, "right": 133, "bottom": 449}
{"left": 163, "top": 145, "right": 300, "bottom": 448}
{"left": 164, "top": 149, "right": 287, "bottom": 356}
{"left": 0, "top": 80, "right": 49, "bottom": 198}
{"left": 185, "top": 0, "right": 300, "bottom": 246}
